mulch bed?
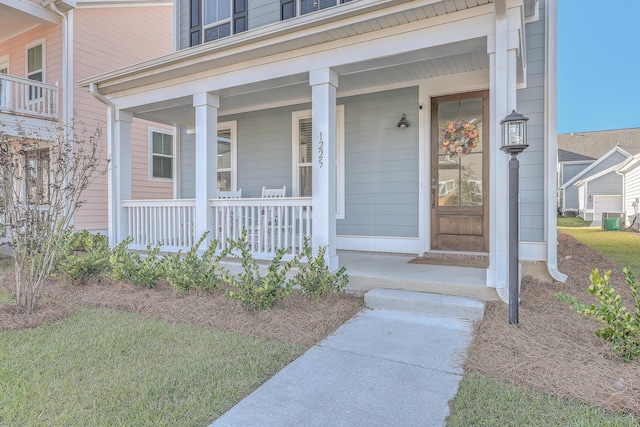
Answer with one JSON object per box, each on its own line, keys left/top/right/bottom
{"left": 464, "top": 230, "right": 640, "bottom": 415}
{"left": 0, "top": 274, "right": 364, "bottom": 348}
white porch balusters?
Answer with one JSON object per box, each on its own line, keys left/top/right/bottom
{"left": 112, "top": 110, "right": 133, "bottom": 246}
{"left": 310, "top": 68, "right": 338, "bottom": 271}
{"left": 193, "top": 92, "right": 219, "bottom": 247}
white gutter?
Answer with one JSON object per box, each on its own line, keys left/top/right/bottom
{"left": 89, "top": 83, "right": 117, "bottom": 246}
{"left": 47, "top": 1, "right": 72, "bottom": 130}
{"left": 545, "top": 0, "right": 567, "bottom": 283}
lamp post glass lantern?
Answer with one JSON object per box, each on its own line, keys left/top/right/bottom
{"left": 500, "top": 110, "right": 528, "bottom": 325}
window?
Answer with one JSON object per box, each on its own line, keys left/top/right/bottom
{"left": 0, "top": 55, "right": 8, "bottom": 107}
{"left": 281, "top": 0, "right": 352, "bottom": 19}
{"left": 190, "top": 0, "right": 247, "bottom": 46}
{"left": 26, "top": 42, "right": 43, "bottom": 100}
{"left": 24, "top": 148, "right": 50, "bottom": 205}
{"left": 292, "top": 106, "right": 345, "bottom": 218}
{"left": 216, "top": 121, "right": 237, "bottom": 190}
{"left": 150, "top": 129, "right": 174, "bottom": 180}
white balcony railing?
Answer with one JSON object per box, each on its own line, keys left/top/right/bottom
{"left": 0, "top": 74, "right": 58, "bottom": 120}
{"left": 122, "top": 198, "right": 313, "bottom": 258}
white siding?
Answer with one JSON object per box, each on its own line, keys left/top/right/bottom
{"left": 623, "top": 163, "right": 640, "bottom": 226}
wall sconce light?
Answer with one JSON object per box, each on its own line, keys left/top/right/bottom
{"left": 397, "top": 113, "right": 410, "bottom": 128}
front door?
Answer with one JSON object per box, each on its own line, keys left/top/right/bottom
{"left": 430, "top": 90, "right": 489, "bottom": 252}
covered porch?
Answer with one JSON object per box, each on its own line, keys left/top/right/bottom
{"left": 80, "top": 0, "right": 538, "bottom": 295}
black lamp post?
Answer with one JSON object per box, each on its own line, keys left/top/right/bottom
{"left": 500, "top": 110, "right": 529, "bottom": 325}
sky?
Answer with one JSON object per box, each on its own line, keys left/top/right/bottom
{"left": 557, "top": 0, "right": 640, "bottom": 134}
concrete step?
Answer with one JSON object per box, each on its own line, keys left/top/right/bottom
{"left": 364, "top": 288, "right": 486, "bottom": 322}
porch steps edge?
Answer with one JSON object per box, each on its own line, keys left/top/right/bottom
{"left": 364, "top": 288, "right": 486, "bottom": 322}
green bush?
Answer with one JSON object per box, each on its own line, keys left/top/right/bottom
{"left": 295, "top": 237, "right": 348, "bottom": 298}
{"left": 557, "top": 268, "right": 640, "bottom": 361}
{"left": 223, "top": 229, "right": 300, "bottom": 309}
{"left": 57, "top": 231, "right": 110, "bottom": 285}
{"left": 163, "top": 233, "right": 229, "bottom": 294}
{"left": 109, "top": 238, "right": 164, "bottom": 288}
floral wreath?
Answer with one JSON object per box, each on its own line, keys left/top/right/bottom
{"left": 440, "top": 119, "right": 480, "bottom": 157}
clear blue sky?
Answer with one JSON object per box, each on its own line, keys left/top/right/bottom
{"left": 557, "top": 1, "right": 640, "bottom": 134}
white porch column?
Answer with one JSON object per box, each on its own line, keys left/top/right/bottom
{"left": 310, "top": 68, "right": 338, "bottom": 271}
{"left": 112, "top": 109, "right": 133, "bottom": 245}
{"left": 488, "top": 0, "right": 519, "bottom": 302}
{"left": 193, "top": 92, "right": 219, "bottom": 245}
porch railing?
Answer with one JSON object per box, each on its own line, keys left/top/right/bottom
{"left": 211, "top": 197, "right": 312, "bottom": 258}
{"left": 0, "top": 74, "right": 58, "bottom": 120}
{"left": 122, "top": 198, "right": 313, "bottom": 258}
{"left": 123, "top": 199, "right": 196, "bottom": 251}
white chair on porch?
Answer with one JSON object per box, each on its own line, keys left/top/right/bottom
{"left": 216, "top": 189, "right": 242, "bottom": 243}
{"left": 217, "top": 189, "right": 242, "bottom": 199}
{"left": 261, "top": 186, "right": 286, "bottom": 198}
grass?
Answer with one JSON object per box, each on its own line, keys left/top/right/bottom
{"left": 448, "top": 374, "right": 639, "bottom": 426}
{"left": 560, "top": 227, "right": 640, "bottom": 271}
{"left": 0, "top": 308, "right": 303, "bottom": 427}
{"left": 557, "top": 216, "right": 593, "bottom": 228}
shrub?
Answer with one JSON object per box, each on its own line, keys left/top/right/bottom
{"left": 295, "top": 237, "right": 348, "bottom": 298}
{"left": 557, "top": 268, "right": 640, "bottom": 361}
{"left": 57, "top": 231, "right": 110, "bottom": 285}
{"left": 223, "top": 229, "right": 300, "bottom": 309}
{"left": 163, "top": 233, "right": 229, "bottom": 294}
{"left": 109, "top": 238, "right": 164, "bottom": 287}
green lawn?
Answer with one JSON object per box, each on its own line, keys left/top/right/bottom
{"left": 557, "top": 216, "right": 592, "bottom": 227}
{"left": 0, "top": 308, "right": 303, "bottom": 427}
{"left": 448, "top": 374, "right": 638, "bottom": 426}
{"left": 560, "top": 227, "right": 640, "bottom": 271}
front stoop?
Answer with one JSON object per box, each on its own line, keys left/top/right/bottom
{"left": 364, "top": 288, "right": 486, "bottom": 322}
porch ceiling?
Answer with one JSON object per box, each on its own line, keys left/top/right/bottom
{"left": 0, "top": 2, "right": 58, "bottom": 42}
{"left": 129, "top": 37, "right": 489, "bottom": 128}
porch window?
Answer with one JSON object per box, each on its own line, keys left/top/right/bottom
{"left": 292, "top": 106, "right": 345, "bottom": 218}
{"left": 26, "top": 42, "right": 44, "bottom": 100}
{"left": 217, "top": 122, "right": 237, "bottom": 191}
{"left": 150, "top": 129, "right": 173, "bottom": 180}
{"left": 24, "top": 148, "right": 50, "bottom": 205}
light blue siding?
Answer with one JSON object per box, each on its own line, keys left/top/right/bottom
{"left": 178, "top": 0, "right": 190, "bottom": 50}
{"left": 517, "top": 0, "right": 546, "bottom": 242}
{"left": 248, "top": 0, "right": 279, "bottom": 29}
{"left": 585, "top": 172, "right": 623, "bottom": 210}
{"left": 336, "top": 87, "right": 419, "bottom": 238}
{"left": 179, "top": 129, "right": 195, "bottom": 197}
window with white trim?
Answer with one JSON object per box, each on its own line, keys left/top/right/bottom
{"left": 203, "top": 0, "right": 231, "bottom": 42}
{"left": 292, "top": 106, "right": 345, "bottom": 219}
{"left": 24, "top": 148, "right": 50, "bottom": 204}
{"left": 216, "top": 122, "right": 237, "bottom": 191}
{"left": 26, "top": 42, "right": 43, "bottom": 100}
{"left": 281, "top": 0, "right": 353, "bottom": 20}
{"left": 150, "top": 129, "right": 174, "bottom": 180}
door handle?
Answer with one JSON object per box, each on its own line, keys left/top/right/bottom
{"left": 431, "top": 189, "right": 436, "bottom": 209}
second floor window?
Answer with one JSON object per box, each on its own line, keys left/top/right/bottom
{"left": 204, "top": 0, "right": 231, "bottom": 42}
{"left": 27, "top": 43, "right": 43, "bottom": 100}
{"left": 281, "top": 0, "right": 352, "bottom": 20}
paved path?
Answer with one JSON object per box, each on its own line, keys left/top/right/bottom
{"left": 212, "top": 300, "right": 479, "bottom": 427}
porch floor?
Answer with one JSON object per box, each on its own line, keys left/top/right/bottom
{"left": 339, "top": 250, "right": 499, "bottom": 301}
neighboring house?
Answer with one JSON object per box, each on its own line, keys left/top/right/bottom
{"left": 557, "top": 149, "right": 595, "bottom": 215}
{"left": 79, "top": 0, "right": 565, "bottom": 298}
{"left": 560, "top": 146, "right": 630, "bottom": 223}
{"left": 557, "top": 129, "right": 640, "bottom": 217}
{"left": 0, "top": 0, "right": 174, "bottom": 233}
{"left": 616, "top": 154, "right": 640, "bottom": 231}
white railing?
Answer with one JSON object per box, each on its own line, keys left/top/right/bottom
{"left": 121, "top": 198, "right": 313, "bottom": 258}
{"left": 123, "top": 199, "right": 196, "bottom": 251}
{"left": 211, "top": 197, "right": 312, "bottom": 258}
{"left": 0, "top": 74, "right": 57, "bottom": 119}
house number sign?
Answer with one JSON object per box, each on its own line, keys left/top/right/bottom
{"left": 318, "top": 132, "right": 324, "bottom": 168}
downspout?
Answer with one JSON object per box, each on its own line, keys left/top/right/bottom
{"left": 48, "top": 1, "right": 74, "bottom": 222}
{"left": 545, "top": 0, "right": 567, "bottom": 282}
{"left": 89, "top": 83, "right": 117, "bottom": 246}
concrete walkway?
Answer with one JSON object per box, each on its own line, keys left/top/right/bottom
{"left": 212, "top": 289, "right": 485, "bottom": 427}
